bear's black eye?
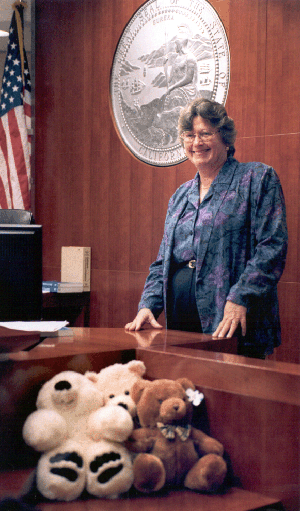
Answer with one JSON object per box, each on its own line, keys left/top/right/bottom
{"left": 109, "top": 394, "right": 115, "bottom": 399}
{"left": 158, "top": 399, "right": 163, "bottom": 404}
{"left": 125, "top": 390, "right": 129, "bottom": 395}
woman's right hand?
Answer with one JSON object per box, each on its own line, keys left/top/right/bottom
{"left": 125, "top": 308, "right": 163, "bottom": 331}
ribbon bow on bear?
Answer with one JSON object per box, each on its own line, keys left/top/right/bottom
{"left": 157, "top": 422, "right": 191, "bottom": 441}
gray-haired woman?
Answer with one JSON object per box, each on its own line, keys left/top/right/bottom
{"left": 125, "top": 98, "right": 288, "bottom": 359}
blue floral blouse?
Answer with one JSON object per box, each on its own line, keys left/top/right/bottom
{"left": 138, "top": 158, "right": 288, "bottom": 353}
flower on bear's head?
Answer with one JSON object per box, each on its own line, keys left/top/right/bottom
{"left": 185, "top": 388, "right": 204, "bottom": 407}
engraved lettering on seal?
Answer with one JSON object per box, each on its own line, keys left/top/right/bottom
{"left": 110, "top": 0, "right": 230, "bottom": 166}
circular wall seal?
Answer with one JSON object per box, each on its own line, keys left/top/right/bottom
{"left": 110, "top": 0, "right": 230, "bottom": 167}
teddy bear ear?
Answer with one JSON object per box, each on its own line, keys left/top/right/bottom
{"left": 85, "top": 371, "right": 98, "bottom": 383}
{"left": 127, "top": 360, "right": 146, "bottom": 377}
{"left": 176, "top": 378, "right": 195, "bottom": 391}
{"left": 131, "top": 379, "right": 150, "bottom": 404}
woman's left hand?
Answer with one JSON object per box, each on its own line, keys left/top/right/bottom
{"left": 212, "top": 300, "right": 247, "bottom": 338}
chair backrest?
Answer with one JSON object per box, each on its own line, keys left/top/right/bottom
{"left": 0, "top": 209, "right": 34, "bottom": 224}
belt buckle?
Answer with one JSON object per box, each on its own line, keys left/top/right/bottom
{"left": 188, "top": 259, "right": 196, "bottom": 269}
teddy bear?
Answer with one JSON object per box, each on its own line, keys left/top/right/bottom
{"left": 126, "top": 377, "right": 227, "bottom": 494}
{"left": 22, "top": 370, "right": 135, "bottom": 501}
{"left": 86, "top": 360, "right": 146, "bottom": 420}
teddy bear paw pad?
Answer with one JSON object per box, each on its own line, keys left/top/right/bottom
{"left": 90, "top": 452, "right": 123, "bottom": 483}
{"left": 87, "top": 446, "right": 134, "bottom": 498}
{"left": 37, "top": 450, "right": 86, "bottom": 501}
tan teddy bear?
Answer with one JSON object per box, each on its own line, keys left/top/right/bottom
{"left": 126, "top": 377, "right": 227, "bottom": 494}
{"left": 86, "top": 360, "right": 146, "bottom": 419}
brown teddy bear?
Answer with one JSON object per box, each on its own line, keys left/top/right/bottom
{"left": 126, "top": 377, "right": 227, "bottom": 494}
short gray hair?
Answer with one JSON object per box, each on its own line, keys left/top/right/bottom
{"left": 178, "top": 98, "right": 237, "bottom": 157}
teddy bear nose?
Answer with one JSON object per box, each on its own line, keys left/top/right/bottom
{"left": 118, "top": 403, "right": 128, "bottom": 410}
{"left": 173, "top": 404, "right": 179, "bottom": 411}
{"left": 55, "top": 380, "right": 72, "bottom": 391}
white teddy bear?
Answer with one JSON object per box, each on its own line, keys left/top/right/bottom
{"left": 86, "top": 360, "right": 146, "bottom": 420}
{"left": 23, "top": 370, "right": 134, "bottom": 501}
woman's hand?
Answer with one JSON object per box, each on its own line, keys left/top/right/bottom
{"left": 212, "top": 300, "right": 247, "bottom": 338}
{"left": 125, "top": 308, "right": 163, "bottom": 331}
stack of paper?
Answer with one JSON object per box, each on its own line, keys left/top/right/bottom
{"left": 58, "top": 282, "right": 84, "bottom": 293}
{"left": 42, "top": 281, "right": 84, "bottom": 293}
{"left": 0, "top": 321, "right": 70, "bottom": 337}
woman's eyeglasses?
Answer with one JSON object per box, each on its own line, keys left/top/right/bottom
{"left": 180, "top": 130, "right": 219, "bottom": 143}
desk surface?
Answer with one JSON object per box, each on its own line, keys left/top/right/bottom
{"left": 7, "top": 327, "right": 237, "bottom": 361}
{"left": 7, "top": 327, "right": 300, "bottom": 406}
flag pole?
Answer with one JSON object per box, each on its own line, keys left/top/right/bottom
{"left": 12, "top": 1, "right": 27, "bottom": 82}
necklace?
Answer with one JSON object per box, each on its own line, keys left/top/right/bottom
{"left": 199, "top": 181, "right": 211, "bottom": 202}
{"left": 200, "top": 182, "right": 211, "bottom": 193}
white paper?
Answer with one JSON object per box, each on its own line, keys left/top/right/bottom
{"left": 0, "top": 321, "right": 69, "bottom": 332}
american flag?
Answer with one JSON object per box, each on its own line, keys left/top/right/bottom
{"left": 0, "top": 1, "right": 31, "bottom": 210}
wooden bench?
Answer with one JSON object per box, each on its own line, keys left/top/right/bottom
{"left": 1, "top": 328, "right": 293, "bottom": 510}
{"left": 0, "top": 468, "right": 283, "bottom": 511}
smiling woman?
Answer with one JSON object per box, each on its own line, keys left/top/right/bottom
{"left": 178, "top": 100, "right": 236, "bottom": 200}
{"left": 180, "top": 117, "right": 228, "bottom": 188}
{"left": 125, "top": 98, "right": 288, "bottom": 360}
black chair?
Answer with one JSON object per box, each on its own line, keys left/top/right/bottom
{"left": 0, "top": 209, "right": 34, "bottom": 224}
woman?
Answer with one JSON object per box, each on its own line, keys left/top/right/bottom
{"left": 125, "top": 98, "right": 288, "bottom": 358}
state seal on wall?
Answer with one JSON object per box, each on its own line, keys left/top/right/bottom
{"left": 110, "top": 0, "right": 230, "bottom": 167}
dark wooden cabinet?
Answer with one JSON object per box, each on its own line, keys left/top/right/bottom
{"left": 42, "top": 292, "right": 90, "bottom": 327}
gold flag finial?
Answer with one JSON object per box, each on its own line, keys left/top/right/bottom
{"left": 12, "top": 1, "right": 28, "bottom": 81}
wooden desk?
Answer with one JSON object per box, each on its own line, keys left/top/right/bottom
{"left": 0, "top": 329, "right": 236, "bottom": 471}
{"left": 7, "top": 327, "right": 237, "bottom": 361}
{"left": 1, "top": 328, "right": 299, "bottom": 510}
{"left": 0, "top": 326, "right": 40, "bottom": 353}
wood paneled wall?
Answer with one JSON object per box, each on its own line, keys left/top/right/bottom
{"left": 34, "top": 0, "right": 300, "bottom": 363}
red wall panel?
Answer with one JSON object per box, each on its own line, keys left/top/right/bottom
{"left": 34, "top": 0, "right": 300, "bottom": 361}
